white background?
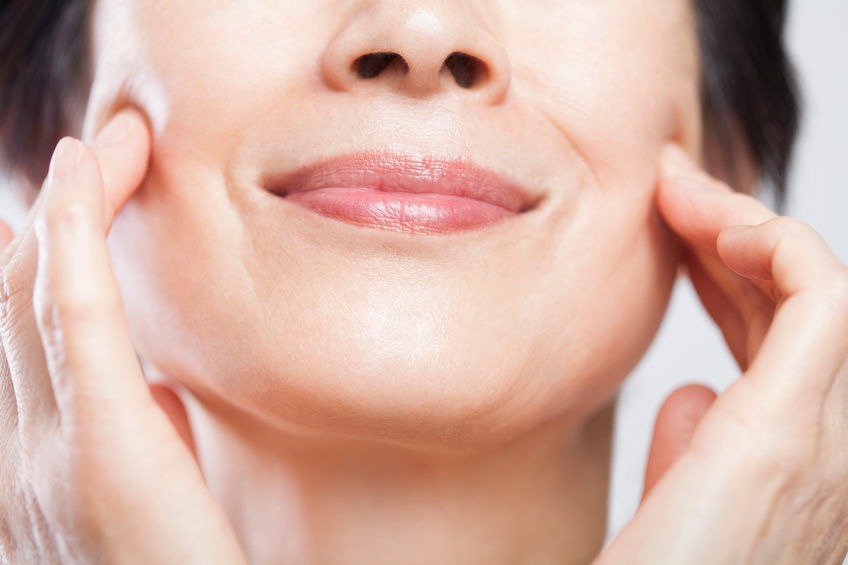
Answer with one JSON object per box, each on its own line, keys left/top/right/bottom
{"left": 608, "top": 0, "right": 848, "bottom": 555}
{"left": 0, "top": 0, "right": 845, "bottom": 558}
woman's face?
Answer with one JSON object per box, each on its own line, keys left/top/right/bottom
{"left": 87, "top": 0, "right": 700, "bottom": 450}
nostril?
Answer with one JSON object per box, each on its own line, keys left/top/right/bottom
{"left": 443, "top": 52, "right": 487, "bottom": 89}
{"left": 353, "top": 52, "right": 409, "bottom": 79}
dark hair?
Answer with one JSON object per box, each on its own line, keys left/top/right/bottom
{"left": 0, "top": 1, "right": 800, "bottom": 207}
{"left": 695, "top": 1, "right": 800, "bottom": 208}
{"left": 0, "top": 1, "right": 89, "bottom": 187}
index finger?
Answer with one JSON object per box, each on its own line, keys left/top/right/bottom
{"left": 656, "top": 144, "right": 776, "bottom": 251}
{"left": 84, "top": 107, "right": 152, "bottom": 231}
{"left": 657, "top": 144, "right": 843, "bottom": 296}
{"left": 0, "top": 109, "right": 151, "bottom": 426}
{"left": 0, "top": 107, "right": 151, "bottom": 273}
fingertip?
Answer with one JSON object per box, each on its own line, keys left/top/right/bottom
{"left": 651, "top": 384, "right": 717, "bottom": 457}
{"left": 90, "top": 108, "right": 152, "bottom": 229}
{"left": 643, "top": 384, "right": 717, "bottom": 499}
{"left": 660, "top": 144, "right": 700, "bottom": 178}
{"left": 94, "top": 107, "right": 151, "bottom": 151}
{"left": 658, "top": 143, "right": 734, "bottom": 202}
{"left": 656, "top": 144, "right": 715, "bottom": 232}
{"left": 35, "top": 139, "right": 106, "bottom": 249}
{"left": 46, "top": 137, "right": 84, "bottom": 186}
{"left": 44, "top": 136, "right": 101, "bottom": 192}
{"left": 659, "top": 384, "right": 718, "bottom": 421}
{"left": 656, "top": 154, "right": 777, "bottom": 251}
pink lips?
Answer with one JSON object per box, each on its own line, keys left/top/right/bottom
{"left": 268, "top": 153, "right": 537, "bottom": 234}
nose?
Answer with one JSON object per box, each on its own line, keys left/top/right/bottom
{"left": 321, "top": 2, "right": 511, "bottom": 102}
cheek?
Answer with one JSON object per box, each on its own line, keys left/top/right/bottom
{"left": 89, "top": 0, "right": 324, "bottom": 158}
{"left": 105, "top": 157, "right": 258, "bottom": 383}
{"left": 508, "top": 1, "right": 701, "bottom": 177}
{"left": 521, "top": 177, "right": 680, "bottom": 422}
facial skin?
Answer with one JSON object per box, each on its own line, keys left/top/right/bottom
{"left": 82, "top": 0, "right": 701, "bottom": 452}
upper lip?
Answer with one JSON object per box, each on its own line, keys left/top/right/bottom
{"left": 266, "top": 152, "right": 540, "bottom": 213}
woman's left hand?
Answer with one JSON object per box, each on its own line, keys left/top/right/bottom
{"left": 598, "top": 145, "right": 848, "bottom": 564}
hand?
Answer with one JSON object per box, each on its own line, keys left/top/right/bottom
{"left": 598, "top": 145, "right": 848, "bottom": 564}
{"left": 0, "top": 112, "right": 246, "bottom": 563}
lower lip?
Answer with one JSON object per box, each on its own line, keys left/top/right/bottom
{"left": 284, "top": 188, "right": 517, "bottom": 234}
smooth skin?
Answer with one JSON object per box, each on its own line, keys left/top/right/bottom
{"left": 1, "top": 109, "right": 846, "bottom": 563}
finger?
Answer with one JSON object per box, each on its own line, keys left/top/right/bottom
{"left": 657, "top": 143, "right": 792, "bottom": 299}
{"left": 717, "top": 217, "right": 846, "bottom": 298}
{"left": 0, "top": 107, "right": 148, "bottom": 273}
{"left": 687, "top": 250, "right": 774, "bottom": 369}
{"left": 85, "top": 108, "right": 151, "bottom": 231}
{"left": 642, "top": 384, "right": 717, "bottom": 500}
{"left": 0, "top": 219, "right": 22, "bottom": 433}
{"left": 658, "top": 145, "right": 848, "bottom": 396}
{"left": 33, "top": 138, "right": 153, "bottom": 425}
{"left": 728, "top": 257, "right": 848, "bottom": 394}
{"left": 657, "top": 144, "right": 776, "bottom": 252}
{"left": 2, "top": 108, "right": 149, "bottom": 322}
{"left": 1, "top": 194, "right": 58, "bottom": 439}
{"left": 0, "top": 188, "right": 46, "bottom": 273}
{"left": 2, "top": 112, "right": 151, "bottom": 431}
{"left": 685, "top": 251, "right": 749, "bottom": 368}
{"left": 0, "top": 331, "right": 17, "bottom": 435}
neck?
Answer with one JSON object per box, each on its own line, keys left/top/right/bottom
{"left": 185, "top": 396, "right": 614, "bottom": 565}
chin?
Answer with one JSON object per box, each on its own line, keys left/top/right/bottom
{"left": 116, "top": 246, "right": 676, "bottom": 455}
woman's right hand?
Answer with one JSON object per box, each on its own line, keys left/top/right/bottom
{"left": 0, "top": 111, "right": 246, "bottom": 563}
{"left": 597, "top": 146, "right": 848, "bottom": 564}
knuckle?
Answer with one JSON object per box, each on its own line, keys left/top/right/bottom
{"left": 39, "top": 202, "right": 88, "bottom": 237}
{"left": 35, "top": 294, "right": 111, "bottom": 341}
{"left": 32, "top": 282, "right": 118, "bottom": 343}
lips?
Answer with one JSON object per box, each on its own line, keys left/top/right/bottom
{"left": 266, "top": 152, "right": 539, "bottom": 235}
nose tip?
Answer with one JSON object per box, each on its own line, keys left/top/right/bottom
{"left": 321, "top": 5, "right": 511, "bottom": 102}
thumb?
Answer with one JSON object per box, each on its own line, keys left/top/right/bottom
{"left": 642, "top": 384, "right": 716, "bottom": 500}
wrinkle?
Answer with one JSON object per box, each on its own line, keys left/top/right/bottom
{"left": 533, "top": 105, "right": 604, "bottom": 192}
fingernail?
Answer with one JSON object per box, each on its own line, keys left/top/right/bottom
{"left": 95, "top": 112, "right": 132, "bottom": 147}
{"left": 48, "top": 138, "right": 83, "bottom": 183}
